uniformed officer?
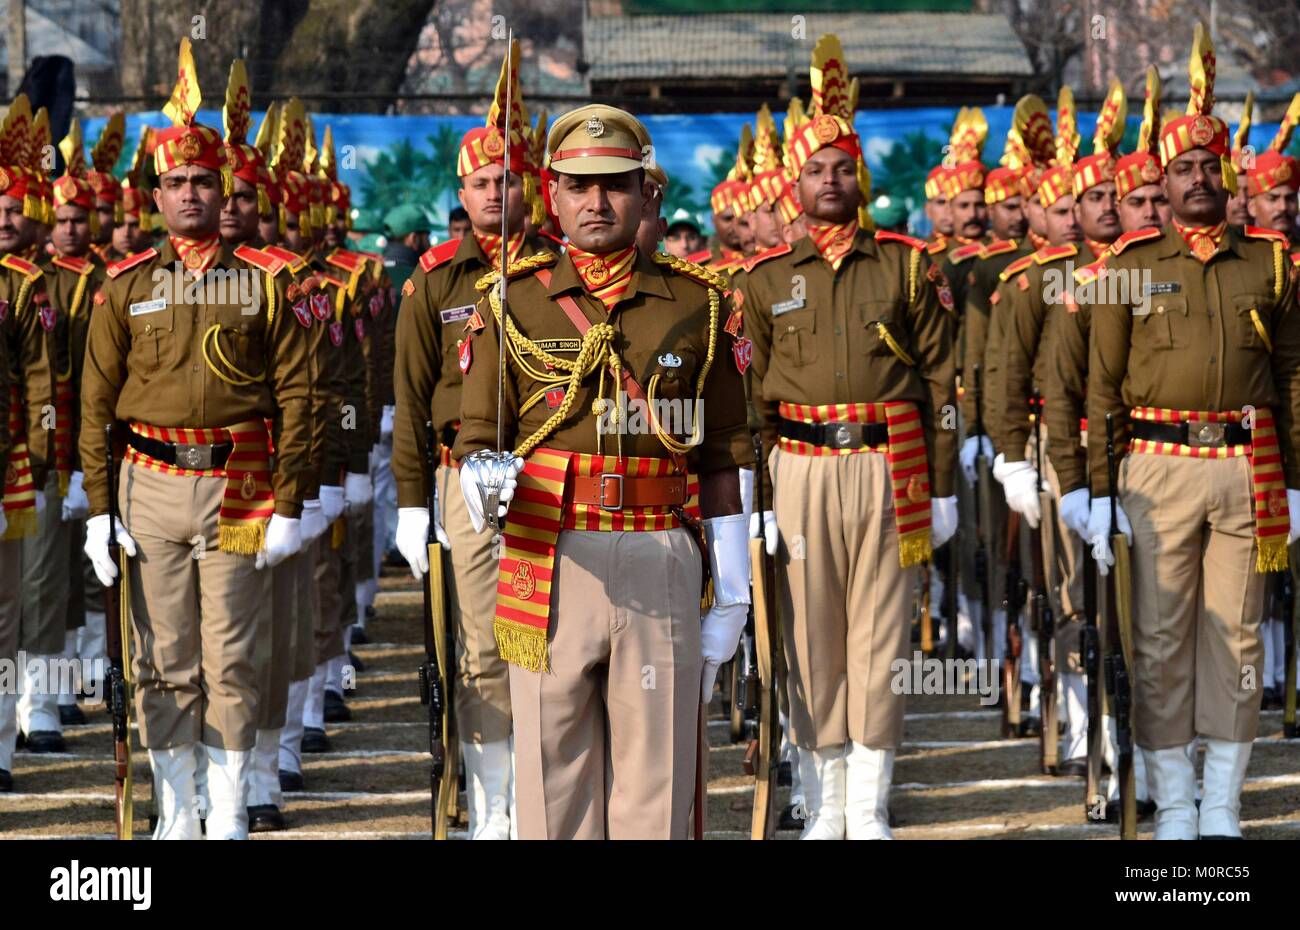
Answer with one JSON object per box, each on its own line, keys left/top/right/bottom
{"left": 85, "top": 115, "right": 125, "bottom": 266}
{"left": 0, "top": 94, "right": 57, "bottom": 790}
{"left": 452, "top": 101, "right": 753, "bottom": 839}
{"left": 1225, "top": 97, "right": 1254, "bottom": 229}
{"left": 392, "top": 42, "right": 547, "bottom": 839}
{"left": 80, "top": 39, "right": 312, "bottom": 839}
{"left": 923, "top": 164, "right": 953, "bottom": 252}
{"left": 741, "top": 35, "right": 957, "bottom": 839}
{"left": 937, "top": 108, "right": 990, "bottom": 320}
{"left": 1085, "top": 24, "right": 1300, "bottom": 839}
{"left": 115, "top": 129, "right": 158, "bottom": 259}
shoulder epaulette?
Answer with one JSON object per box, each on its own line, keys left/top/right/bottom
{"left": 949, "top": 242, "right": 983, "bottom": 264}
{"left": 743, "top": 242, "right": 792, "bottom": 272}
{"left": 320, "top": 273, "right": 348, "bottom": 290}
{"left": 52, "top": 254, "right": 93, "bottom": 275}
{"left": 325, "top": 248, "right": 365, "bottom": 272}
{"left": 234, "top": 244, "right": 288, "bottom": 276}
{"left": 0, "top": 253, "right": 43, "bottom": 279}
{"left": 1073, "top": 256, "right": 1107, "bottom": 284}
{"left": 653, "top": 251, "right": 728, "bottom": 291}
{"left": 1291, "top": 250, "right": 1300, "bottom": 268}
{"left": 1108, "top": 227, "right": 1163, "bottom": 256}
{"left": 474, "top": 250, "right": 558, "bottom": 293}
{"left": 999, "top": 254, "right": 1035, "bottom": 282}
{"left": 420, "top": 239, "right": 461, "bottom": 273}
{"left": 874, "top": 230, "right": 927, "bottom": 251}
{"left": 979, "top": 239, "right": 1018, "bottom": 259}
{"left": 263, "top": 244, "right": 308, "bottom": 274}
{"left": 926, "top": 238, "right": 948, "bottom": 255}
{"left": 1243, "top": 225, "right": 1288, "bottom": 243}
{"left": 684, "top": 248, "right": 713, "bottom": 265}
{"left": 1034, "top": 243, "right": 1079, "bottom": 264}
{"left": 105, "top": 248, "right": 158, "bottom": 279}
{"left": 708, "top": 255, "right": 743, "bottom": 274}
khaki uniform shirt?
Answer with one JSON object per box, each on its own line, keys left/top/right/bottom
{"left": 959, "top": 238, "right": 1033, "bottom": 427}
{"left": 0, "top": 254, "right": 54, "bottom": 486}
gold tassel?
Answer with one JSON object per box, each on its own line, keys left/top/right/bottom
{"left": 57, "top": 471, "right": 70, "bottom": 497}
{"left": 218, "top": 521, "right": 266, "bottom": 556}
{"left": 494, "top": 619, "right": 549, "bottom": 673}
{"left": 898, "top": 529, "right": 932, "bottom": 568}
{"left": 875, "top": 321, "right": 916, "bottom": 366}
{"left": 221, "top": 164, "right": 234, "bottom": 198}
{"left": 114, "top": 202, "right": 124, "bottom": 226}
{"left": 1, "top": 508, "right": 36, "bottom": 540}
{"left": 1221, "top": 154, "right": 1237, "bottom": 195}
{"left": 257, "top": 186, "right": 271, "bottom": 217}
{"left": 89, "top": 209, "right": 100, "bottom": 238}
{"left": 331, "top": 516, "right": 345, "bottom": 549}
{"left": 1258, "top": 537, "right": 1289, "bottom": 573}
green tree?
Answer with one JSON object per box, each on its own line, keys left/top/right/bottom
{"left": 873, "top": 129, "right": 946, "bottom": 213}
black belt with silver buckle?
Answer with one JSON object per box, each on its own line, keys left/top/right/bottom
{"left": 126, "top": 430, "right": 233, "bottom": 470}
{"left": 777, "top": 417, "right": 889, "bottom": 450}
{"left": 1129, "top": 419, "right": 1251, "bottom": 449}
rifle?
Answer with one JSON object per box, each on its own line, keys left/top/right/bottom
{"left": 730, "top": 631, "right": 757, "bottom": 743}
{"left": 744, "top": 435, "right": 783, "bottom": 839}
{"left": 1285, "top": 547, "right": 1298, "bottom": 739}
{"left": 418, "top": 421, "right": 459, "bottom": 838}
{"left": 971, "top": 364, "right": 994, "bottom": 663}
{"left": 1103, "top": 414, "right": 1137, "bottom": 838}
{"left": 1000, "top": 509, "right": 1025, "bottom": 738}
{"left": 1029, "top": 392, "right": 1057, "bottom": 772}
{"left": 103, "top": 422, "right": 134, "bottom": 839}
{"left": 1082, "top": 547, "right": 1106, "bottom": 819}
{"left": 917, "top": 564, "right": 934, "bottom": 655}
{"left": 943, "top": 526, "right": 959, "bottom": 662}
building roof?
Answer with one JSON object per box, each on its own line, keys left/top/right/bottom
{"left": 0, "top": 5, "right": 113, "bottom": 69}
{"left": 585, "top": 12, "right": 1033, "bottom": 83}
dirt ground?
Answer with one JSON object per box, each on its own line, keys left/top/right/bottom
{"left": 3, "top": 567, "right": 1298, "bottom": 840}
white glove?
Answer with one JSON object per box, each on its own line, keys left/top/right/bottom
{"left": 300, "top": 499, "right": 329, "bottom": 541}
{"left": 344, "top": 472, "right": 373, "bottom": 513}
{"left": 991, "top": 453, "right": 1007, "bottom": 484}
{"left": 1086, "top": 497, "right": 1132, "bottom": 576}
{"left": 1289, "top": 489, "right": 1300, "bottom": 544}
{"left": 256, "top": 514, "right": 302, "bottom": 570}
{"left": 930, "top": 495, "right": 958, "bottom": 548}
{"left": 459, "top": 454, "right": 524, "bottom": 534}
{"left": 997, "top": 459, "right": 1042, "bottom": 529}
{"left": 959, "top": 435, "right": 994, "bottom": 484}
{"left": 749, "top": 509, "right": 778, "bottom": 556}
{"left": 319, "top": 485, "right": 345, "bottom": 523}
{"left": 62, "top": 471, "right": 89, "bottom": 522}
{"left": 34, "top": 489, "right": 45, "bottom": 515}
{"left": 700, "top": 513, "right": 751, "bottom": 703}
{"left": 395, "top": 505, "right": 449, "bottom": 580}
{"left": 84, "top": 513, "right": 138, "bottom": 587}
{"left": 1059, "top": 488, "right": 1091, "bottom": 540}
{"left": 380, "top": 405, "right": 395, "bottom": 442}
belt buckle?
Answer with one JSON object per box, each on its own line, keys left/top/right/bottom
{"left": 830, "top": 423, "right": 857, "bottom": 449}
{"left": 175, "top": 443, "right": 213, "bottom": 469}
{"left": 597, "top": 473, "right": 624, "bottom": 511}
{"left": 1189, "top": 422, "right": 1224, "bottom": 448}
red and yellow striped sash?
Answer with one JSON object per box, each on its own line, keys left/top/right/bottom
{"left": 495, "top": 448, "right": 686, "bottom": 672}
{"left": 125, "top": 419, "right": 276, "bottom": 555}
{"left": 1129, "top": 406, "right": 1287, "bottom": 572}
{"left": 2, "top": 383, "right": 36, "bottom": 539}
{"left": 778, "top": 400, "right": 932, "bottom": 567}
{"left": 568, "top": 246, "right": 637, "bottom": 310}
{"left": 53, "top": 372, "right": 75, "bottom": 496}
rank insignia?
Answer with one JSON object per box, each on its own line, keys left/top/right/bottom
{"left": 459, "top": 338, "right": 472, "bottom": 374}
{"left": 93, "top": 291, "right": 106, "bottom": 306}
{"left": 1016, "top": 274, "right": 1030, "bottom": 291}
{"left": 724, "top": 309, "right": 744, "bottom": 336}
{"left": 402, "top": 278, "right": 415, "bottom": 298}
{"left": 311, "top": 292, "right": 331, "bottom": 321}
{"left": 329, "top": 321, "right": 344, "bottom": 346}
{"left": 545, "top": 387, "right": 566, "bottom": 409}
{"left": 465, "top": 310, "right": 485, "bottom": 333}
{"left": 937, "top": 286, "right": 954, "bottom": 312}
{"left": 292, "top": 300, "right": 313, "bottom": 328}
{"left": 39, "top": 304, "right": 56, "bottom": 332}
{"left": 732, "top": 336, "right": 753, "bottom": 375}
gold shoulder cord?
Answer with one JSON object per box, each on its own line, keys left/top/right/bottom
{"left": 1245, "top": 240, "right": 1286, "bottom": 354}
{"left": 868, "top": 247, "right": 919, "bottom": 367}
{"left": 265, "top": 271, "right": 276, "bottom": 328}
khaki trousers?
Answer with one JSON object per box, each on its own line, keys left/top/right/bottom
{"left": 1030, "top": 428, "right": 1086, "bottom": 671}
{"left": 289, "top": 540, "right": 318, "bottom": 682}
{"left": 773, "top": 449, "right": 917, "bottom": 750}
{"left": 64, "top": 518, "right": 86, "bottom": 632}
{"left": 254, "top": 552, "right": 299, "bottom": 729}
{"left": 313, "top": 519, "right": 353, "bottom": 666}
{"left": 0, "top": 538, "right": 20, "bottom": 660}
{"left": 510, "top": 527, "right": 703, "bottom": 840}
{"left": 438, "top": 463, "right": 512, "bottom": 742}
{"left": 1122, "top": 453, "right": 1265, "bottom": 746}
{"left": 120, "top": 459, "right": 267, "bottom": 750}
{"left": 19, "top": 473, "right": 71, "bottom": 654}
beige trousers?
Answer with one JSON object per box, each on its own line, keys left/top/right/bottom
{"left": 438, "top": 463, "right": 512, "bottom": 742}
{"left": 289, "top": 539, "right": 318, "bottom": 682}
{"left": 254, "top": 552, "right": 299, "bottom": 729}
{"left": 313, "top": 519, "right": 354, "bottom": 666}
{"left": 773, "top": 449, "right": 918, "bottom": 750}
{"left": 0, "top": 538, "right": 20, "bottom": 659}
{"left": 510, "top": 527, "right": 703, "bottom": 840}
{"left": 1030, "top": 428, "right": 1086, "bottom": 670}
{"left": 1121, "top": 453, "right": 1265, "bottom": 746}
{"left": 120, "top": 459, "right": 268, "bottom": 750}
{"left": 19, "top": 473, "right": 71, "bottom": 654}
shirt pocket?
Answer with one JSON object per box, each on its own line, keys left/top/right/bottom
{"left": 127, "top": 305, "right": 174, "bottom": 373}
{"left": 1137, "top": 293, "right": 1189, "bottom": 350}
{"left": 772, "top": 308, "right": 817, "bottom": 367}
{"left": 1231, "top": 294, "right": 1272, "bottom": 352}
{"left": 858, "top": 298, "right": 914, "bottom": 363}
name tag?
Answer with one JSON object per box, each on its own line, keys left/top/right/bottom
{"left": 1143, "top": 281, "right": 1180, "bottom": 295}
{"left": 440, "top": 304, "right": 474, "bottom": 325}
{"left": 533, "top": 338, "right": 581, "bottom": 353}
{"left": 129, "top": 298, "right": 167, "bottom": 316}
{"left": 772, "top": 297, "right": 805, "bottom": 316}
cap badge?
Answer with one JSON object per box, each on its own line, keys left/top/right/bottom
{"left": 585, "top": 116, "right": 606, "bottom": 138}
{"left": 87, "top": 172, "right": 104, "bottom": 192}
{"left": 183, "top": 249, "right": 205, "bottom": 270}
{"left": 1140, "top": 158, "right": 1160, "bottom": 183}
{"left": 1189, "top": 116, "right": 1214, "bottom": 147}
{"left": 0, "top": 167, "right": 10, "bottom": 191}
{"left": 57, "top": 177, "right": 78, "bottom": 199}
{"left": 812, "top": 114, "right": 840, "bottom": 144}
{"left": 178, "top": 130, "right": 202, "bottom": 161}
{"left": 586, "top": 257, "right": 610, "bottom": 284}
{"left": 482, "top": 127, "right": 505, "bottom": 158}
{"left": 1279, "top": 162, "right": 1292, "bottom": 183}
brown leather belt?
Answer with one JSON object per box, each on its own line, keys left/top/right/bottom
{"left": 571, "top": 473, "right": 688, "bottom": 511}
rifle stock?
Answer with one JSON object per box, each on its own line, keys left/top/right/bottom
{"left": 1000, "top": 509, "right": 1024, "bottom": 739}
{"left": 103, "top": 422, "right": 133, "bottom": 839}
{"left": 972, "top": 364, "right": 994, "bottom": 663}
{"left": 1030, "top": 392, "right": 1057, "bottom": 773}
{"left": 747, "top": 436, "right": 782, "bottom": 840}
{"left": 1104, "top": 414, "right": 1137, "bottom": 839}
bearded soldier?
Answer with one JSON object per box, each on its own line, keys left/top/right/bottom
{"left": 79, "top": 39, "right": 311, "bottom": 839}
{"left": 741, "top": 35, "right": 957, "bottom": 840}
{"left": 1085, "top": 25, "right": 1300, "bottom": 839}
{"left": 392, "top": 43, "right": 547, "bottom": 839}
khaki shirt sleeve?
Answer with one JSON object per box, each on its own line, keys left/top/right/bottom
{"left": 960, "top": 266, "right": 992, "bottom": 428}
{"left": 0, "top": 315, "right": 10, "bottom": 464}
{"left": 997, "top": 269, "right": 1046, "bottom": 462}
{"left": 392, "top": 268, "right": 440, "bottom": 508}
{"left": 1044, "top": 303, "right": 1090, "bottom": 494}
{"left": 1085, "top": 273, "right": 1133, "bottom": 497}
{"left": 79, "top": 275, "right": 132, "bottom": 516}
{"left": 265, "top": 268, "right": 312, "bottom": 516}
{"left": 697, "top": 288, "right": 753, "bottom": 474}
{"left": 452, "top": 294, "right": 519, "bottom": 460}
{"left": 18, "top": 276, "right": 53, "bottom": 488}
{"left": 911, "top": 251, "right": 958, "bottom": 498}
{"left": 344, "top": 303, "right": 372, "bottom": 475}
{"left": 1268, "top": 258, "right": 1300, "bottom": 487}
{"left": 736, "top": 271, "right": 779, "bottom": 469}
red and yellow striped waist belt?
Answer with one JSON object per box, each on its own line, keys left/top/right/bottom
{"left": 1128, "top": 406, "right": 1287, "bottom": 573}
{"left": 2, "top": 382, "right": 36, "bottom": 540}
{"left": 126, "top": 420, "right": 276, "bottom": 556}
{"left": 776, "top": 401, "right": 933, "bottom": 568}
{"left": 494, "top": 448, "right": 693, "bottom": 675}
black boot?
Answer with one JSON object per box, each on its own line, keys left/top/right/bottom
{"left": 248, "top": 804, "right": 287, "bottom": 832}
